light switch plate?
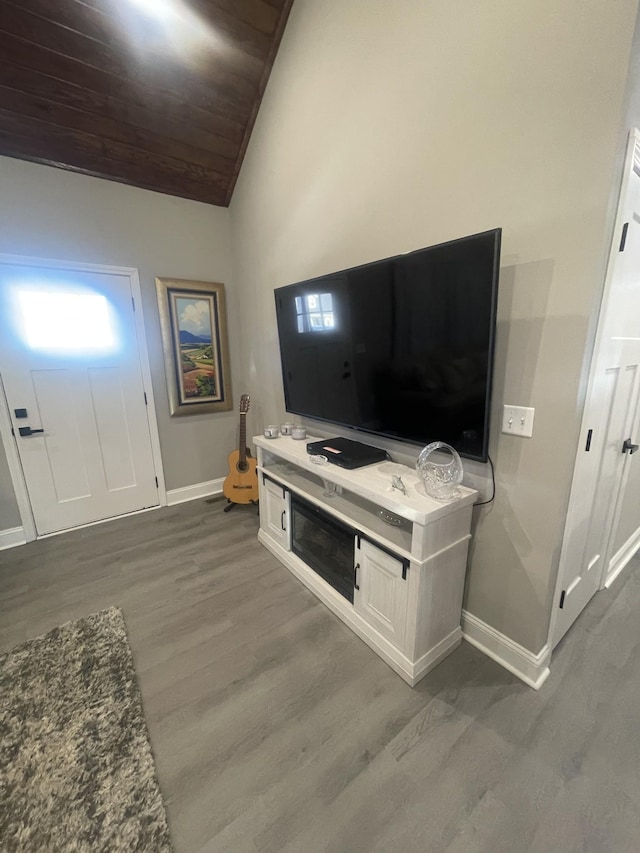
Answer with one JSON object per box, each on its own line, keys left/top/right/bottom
{"left": 502, "top": 405, "right": 535, "bottom": 438}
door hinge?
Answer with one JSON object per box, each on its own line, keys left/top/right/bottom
{"left": 144, "top": 392, "right": 148, "bottom": 405}
{"left": 155, "top": 476, "right": 158, "bottom": 487}
{"left": 619, "top": 222, "right": 629, "bottom": 252}
{"left": 131, "top": 296, "right": 136, "bottom": 311}
{"left": 559, "top": 590, "right": 566, "bottom": 609}
{"left": 585, "top": 429, "right": 593, "bottom": 452}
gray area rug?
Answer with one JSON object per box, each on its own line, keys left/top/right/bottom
{"left": 0, "top": 607, "right": 172, "bottom": 852}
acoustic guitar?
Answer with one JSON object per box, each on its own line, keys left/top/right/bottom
{"left": 223, "top": 394, "right": 259, "bottom": 510}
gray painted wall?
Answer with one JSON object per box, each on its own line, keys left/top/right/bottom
{"left": 229, "top": 0, "right": 639, "bottom": 654}
{"left": 0, "top": 156, "right": 237, "bottom": 531}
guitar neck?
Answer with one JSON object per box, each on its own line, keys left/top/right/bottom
{"left": 239, "top": 412, "right": 247, "bottom": 464}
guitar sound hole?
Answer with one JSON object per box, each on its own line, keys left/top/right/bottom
{"left": 237, "top": 461, "right": 249, "bottom": 473}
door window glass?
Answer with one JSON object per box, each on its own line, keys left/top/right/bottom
{"left": 18, "top": 291, "right": 117, "bottom": 351}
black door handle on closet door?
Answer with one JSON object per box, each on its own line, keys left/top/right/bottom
{"left": 18, "top": 426, "right": 45, "bottom": 437}
{"left": 622, "top": 438, "right": 639, "bottom": 455}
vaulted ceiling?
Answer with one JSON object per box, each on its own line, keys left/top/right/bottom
{"left": 0, "top": 0, "right": 294, "bottom": 206}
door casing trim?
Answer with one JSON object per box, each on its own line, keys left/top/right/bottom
{"left": 0, "top": 254, "right": 167, "bottom": 541}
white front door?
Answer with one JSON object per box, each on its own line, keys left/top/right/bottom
{"left": 552, "top": 130, "right": 640, "bottom": 646}
{"left": 0, "top": 263, "right": 159, "bottom": 535}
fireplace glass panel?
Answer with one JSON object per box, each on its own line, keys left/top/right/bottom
{"left": 291, "top": 494, "right": 355, "bottom": 603}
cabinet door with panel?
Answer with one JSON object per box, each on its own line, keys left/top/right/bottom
{"left": 260, "top": 476, "right": 291, "bottom": 550}
{"left": 354, "top": 538, "right": 409, "bottom": 650}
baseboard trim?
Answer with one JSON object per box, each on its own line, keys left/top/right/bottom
{"left": 605, "top": 525, "right": 640, "bottom": 589}
{"left": 461, "top": 609, "right": 551, "bottom": 690}
{"left": 166, "top": 478, "right": 225, "bottom": 506}
{"left": 0, "top": 526, "right": 26, "bottom": 551}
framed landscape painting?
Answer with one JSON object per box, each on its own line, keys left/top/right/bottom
{"left": 155, "top": 278, "right": 233, "bottom": 416}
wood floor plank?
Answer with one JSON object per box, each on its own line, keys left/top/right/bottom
{"left": 0, "top": 501, "right": 638, "bottom": 852}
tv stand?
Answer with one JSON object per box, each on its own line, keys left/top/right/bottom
{"left": 254, "top": 435, "right": 477, "bottom": 686}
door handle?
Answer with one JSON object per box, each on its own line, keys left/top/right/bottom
{"left": 18, "top": 426, "right": 45, "bottom": 437}
{"left": 281, "top": 510, "right": 286, "bottom": 531}
{"left": 354, "top": 563, "right": 360, "bottom": 590}
{"left": 622, "top": 437, "right": 639, "bottom": 455}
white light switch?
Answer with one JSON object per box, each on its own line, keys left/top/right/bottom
{"left": 502, "top": 405, "right": 535, "bottom": 438}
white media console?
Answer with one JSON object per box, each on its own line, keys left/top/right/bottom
{"left": 254, "top": 435, "right": 477, "bottom": 686}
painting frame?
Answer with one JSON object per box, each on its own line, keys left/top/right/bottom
{"left": 155, "top": 277, "right": 233, "bottom": 416}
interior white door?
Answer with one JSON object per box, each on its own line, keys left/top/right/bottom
{"left": 0, "top": 264, "right": 159, "bottom": 535}
{"left": 552, "top": 131, "right": 640, "bottom": 646}
{"left": 606, "top": 389, "right": 640, "bottom": 580}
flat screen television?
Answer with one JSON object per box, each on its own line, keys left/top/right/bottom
{"left": 274, "top": 228, "right": 501, "bottom": 462}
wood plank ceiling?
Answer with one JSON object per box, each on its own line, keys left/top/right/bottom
{"left": 0, "top": 0, "right": 294, "bottom": 206}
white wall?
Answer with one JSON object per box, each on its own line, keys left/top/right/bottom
{"left": 230, "top": 0, "right": 639, "bottom": 653}
{"left": 0, "top": 156, "right": 237, "bottom": 530}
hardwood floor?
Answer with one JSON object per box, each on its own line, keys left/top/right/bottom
{"left": 1, "top": 500, "right": 639, "bottom": 852}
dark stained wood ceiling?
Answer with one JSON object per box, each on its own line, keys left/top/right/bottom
{"left": 0, "top": 0, "right": 293, "bottom": 206}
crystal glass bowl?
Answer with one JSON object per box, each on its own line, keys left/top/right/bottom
{"left": 416, "top": 441, "right": 463, "bottom": 501}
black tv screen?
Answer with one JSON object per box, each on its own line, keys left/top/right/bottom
{"left": 274, "top": 228, "right": 501, "bottom": 461}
